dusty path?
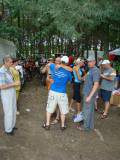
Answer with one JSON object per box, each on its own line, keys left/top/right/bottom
{"left": 0, "top": 78, "right": 120, "bottom": 160}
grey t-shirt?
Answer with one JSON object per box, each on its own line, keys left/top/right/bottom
{"left": 83, "top": 66, "right": 100, "bottom": 97}
{"left": 100, "top": 67, "right": 116, "bottom": 91}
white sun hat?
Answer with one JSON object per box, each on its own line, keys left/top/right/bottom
{"left": 102, "top": 60, "right": 110, "bottom": 65}
{"left": 61, "top": 56, "right": 69, "bottom": 64}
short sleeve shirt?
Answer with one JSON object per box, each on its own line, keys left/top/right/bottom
{"left": 100, "top": 67, "right": 116, "bottom": 91}
{"left": 83, "top": 66, "right": 100, "bottom": 96}
{"left": 50, "top": 64, "right": 72, "bottom": 93}
{"left": 0, "top": 66, "right": 14, "bottom": 86}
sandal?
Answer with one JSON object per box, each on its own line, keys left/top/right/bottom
{"left": 42, "top": 123, "right": 50, "bottom": 130}
{"left": 101, "top": 114, "right": 108, "bottom": 119}
{"left": 100, "top": 111, "right": 104, "bottom": 114}
{"left": 95, "top": 109, "right": 103, "bottom": 114}
{"left": 51, "top": 119, "right": 59, "bottom": 125}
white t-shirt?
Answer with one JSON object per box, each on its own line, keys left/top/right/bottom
{"left": 15, "top": 65, "right": 23, "bottom": 78}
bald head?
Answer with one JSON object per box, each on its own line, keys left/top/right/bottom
{"left": 55, "top": 57, "right": 61, "bottom": 65}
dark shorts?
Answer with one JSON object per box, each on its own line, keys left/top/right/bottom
{"left": 100, "top": 89, "right": 112, "bottom": 102}
{"left": 73, "top": 82, "right": 81, "bottom": 103}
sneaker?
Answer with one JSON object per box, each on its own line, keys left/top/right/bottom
{"left": 72, "top": 114, "right": 77, "bottom": 120}
{"left": 73, "top": 112, "right": 83, "bottom": 123}
{"left": 72, "top": 113, "right": 80, "bottom": 120}
{"left": 5, "top": 130, "right": 14, "bottom": 136}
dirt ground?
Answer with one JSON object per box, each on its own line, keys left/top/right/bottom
{"left": 0, "top": 78, "right": 120, "bottom": 160}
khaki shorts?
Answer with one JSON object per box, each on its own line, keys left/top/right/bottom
{"left": 46, "top": 90, "right": 69, "bottom": 115}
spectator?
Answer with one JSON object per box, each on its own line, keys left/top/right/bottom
{"left": 78, "top": 56, "right": 100, "bottom": 131}
{"left": 10, "top": 58, "right": 21, "bottom": 115}
{"left": 69, "top": 58, "right": 84, "bottom": 123}
{"left": 100, "top": 60, "right": 116, "bottom": 119}
{"left": 42, "top": 58, "right": 54, "bottom": 90}
{"left": 0, "top": 55, "right": 20, "bottom": 135}
{"left": 15, "top": 60, "right": 24, "bottom": 85}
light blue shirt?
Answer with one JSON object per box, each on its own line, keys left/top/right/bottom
{"left": 73, "top": 68, "right": 82, "bottom": 83}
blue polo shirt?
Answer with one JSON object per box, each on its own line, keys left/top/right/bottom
{"left": 50, "top": 64, "right": 72, "bottom": 93}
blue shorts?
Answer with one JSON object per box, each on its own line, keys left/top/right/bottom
{"left": 100, "top": 89, "right": 112, "bottom": 102}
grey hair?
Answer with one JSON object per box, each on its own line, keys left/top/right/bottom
{"left": 3, "top": 55, "right": 12, "bottom": 64}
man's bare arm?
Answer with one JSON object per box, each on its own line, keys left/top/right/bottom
{"left": 101, "top": 71, "right": 116, "bottom": 81}
{"left": 60, "top": 64, "right": 73, "bottom": 72}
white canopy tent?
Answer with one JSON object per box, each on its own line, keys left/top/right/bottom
{"left": 109, "top": 48, "right": 120, "bottom": 56}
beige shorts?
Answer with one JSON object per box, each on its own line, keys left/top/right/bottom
{"left": 46, "top": 90, "right": 69, "bottom": 115}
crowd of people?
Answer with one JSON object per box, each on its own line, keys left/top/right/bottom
{"left": 0, "top": 54, "right": 119, "bottom": 135}
{"left": 41, "top": 55, "right": 119, "bottom": 131}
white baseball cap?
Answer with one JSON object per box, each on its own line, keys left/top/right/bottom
{"left": 102, "top": 60, "right": 110, "bottom": 65}
{"left": 61, "top": 56, "right": 69, "bottom": 64}
{"left": 76, "top": 58, "right": 84, "bottom": 64}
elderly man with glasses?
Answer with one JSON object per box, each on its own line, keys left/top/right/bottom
{"left": 0, "top": 55, "right": 20, "bottom": 135}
